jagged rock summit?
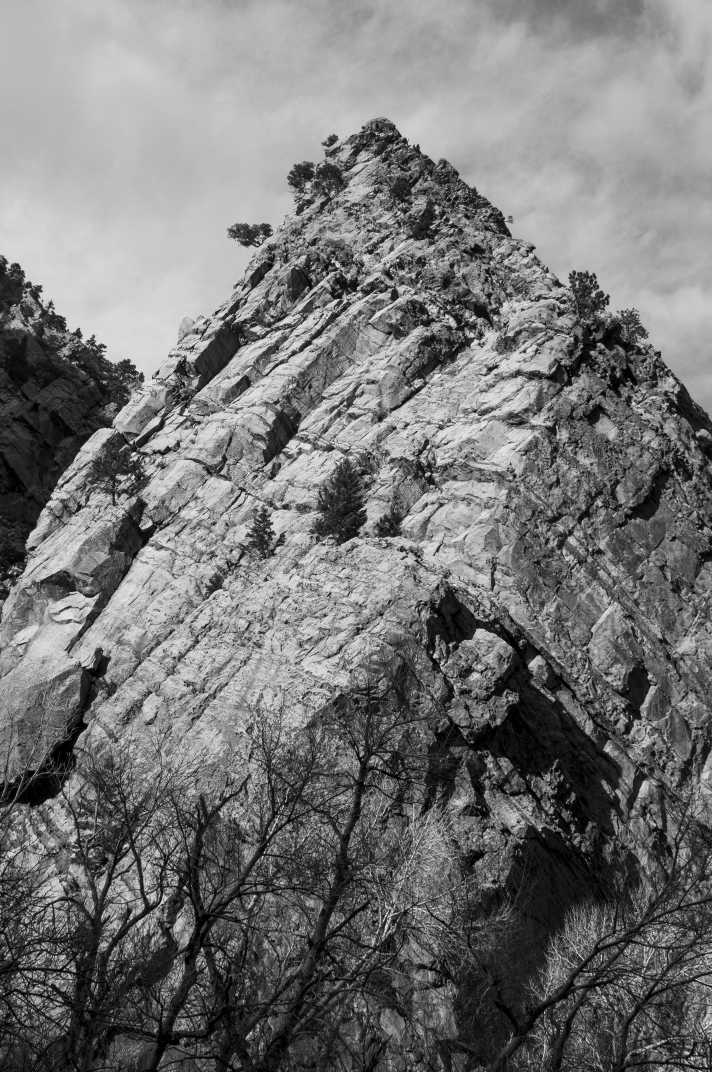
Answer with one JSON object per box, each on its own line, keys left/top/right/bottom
{"left": 2, "top": 118, "right": 712, "bottom": 1032}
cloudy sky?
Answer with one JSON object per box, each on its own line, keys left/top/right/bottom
{"left": 2, "top": 0, "right": 711, "bottom": 407}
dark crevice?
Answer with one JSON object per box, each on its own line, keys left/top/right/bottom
{"left": 425, "top": 590, "right": 480, "bottom": 650}
{"left": 424, "top": 587, "right": 526, "bottom": 664}
{"left": 625, "top": 663, "right": 651, "bottom": 712}
{"left": 262, "top": 406, "right": 302, "bottom": 464}
{"left": 423, "top": 722, "right": 468, "bottom": 810}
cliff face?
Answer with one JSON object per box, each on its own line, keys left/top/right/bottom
{"left": 2, "top": 118, "right": 712, "bottom": 1050}
{"left": 0, "top": 257, "right": 140, "bottom": 585}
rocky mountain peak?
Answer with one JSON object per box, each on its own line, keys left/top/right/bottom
{"left": 2, "top": 118, "right": 712, "bottom": 1055}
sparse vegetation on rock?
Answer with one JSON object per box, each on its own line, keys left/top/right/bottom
{"left": 313, "top": 161, "right": 345, "bottom": 197}
{"left": 74, "top": 342, "right": 144, "bottom": 409}
{"left": 227, "top": 222, "right": 274, "bottom": 248}
{"left": 322, "top": 133, "right": 338, "bottom": 148}
{"left": 390, "top": 175, "right": 412, "bottom": 202}
{"left": 314, "top": 457, "right": 366, "bottom": 543}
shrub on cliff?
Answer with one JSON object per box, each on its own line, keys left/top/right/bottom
{"left": 390, "top": 175, "right": 411, "bottom": 202}
{"left": 227, "top": 222, "right": 273, "bottom": 247}
{"left": 569, "top": 269, "right": 610, "bottom": 325}
{"left": 247, "top": 505, "right": 275, "bottom": 559}
{"left": 72, "top": 337, "right": 144, "bottom": 409}
{"left": 322, "top": 133, "right": 338, "bottom": 148}
{"left": 89, "top": 438, "right": 145, "bottom": 505}
{"left": 43, "top": 299, "right": 67, "bottom": 333}
{"left": 314, "top": 458, "right": 366, "bottom": 543}
{"left": 287, "top": 161, "right": 315, "bottom": 196}
{"left": 0, "top": 256, "right": 25, "bottom": 310}
{"left": 313, "top": 161, "right": 345, "bottom": 197}
{"left": 101, "top": 356, "right": 144, "bottom": 408}
{"left": 375, "top": 497, "right": 404, "bottom": 537}
{"left": 617, "top": 306, "right": 649, "bottom": 345}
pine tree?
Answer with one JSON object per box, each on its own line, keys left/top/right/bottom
{"left": 569, "top": 269, "right": 610, "bottom": 324}
{"left": 89, "top": 438, "right": 145, "bottom": 505}
{"left": 375, "top": 498, "right": 403, "bottom": 537}
{"left": 247, "top": 506, "right": 275, "bottom": 559}
{"left": 617, "top": 307, "right": 649, "bottom": 345}
{"left": 227, "top": 223, "right": 273, "bottom": 247}
{"left": 390, "top": 176, "right": 411, "bottom": 202}
{"left": 287, "top": 161, "right": 315, "bottom": 197}
{"left": 314, "top": 459, "right": 367, "bottom": 543}
{"left": 313, "top": 162, "right": 345, "bottom": 197}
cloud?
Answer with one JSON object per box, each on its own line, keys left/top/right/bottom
{"left": 0, "top": 0, "right": 710, "bottom": 409}
{"left": 485, "top": 0, "right": 648, "bottom": 39}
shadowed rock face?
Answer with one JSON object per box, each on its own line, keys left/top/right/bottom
{"left": 2, "top": 117, "right": 712, "bottom": 1051}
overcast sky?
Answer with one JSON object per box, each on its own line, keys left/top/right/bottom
{"left": 2, "top": 0, "right": 711, "bottom": 408}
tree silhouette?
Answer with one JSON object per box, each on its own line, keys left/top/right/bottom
{"left": 313, "top": 458, "right": 367, "bottom": 543}
{"left": 247, "top": 505, "right": 275, "bottom": 559}
{"left": 617, "top": 306, "right": 649, "bottom": 345}
{"left": 569, "top": 269, "right": 610, "bottom": 324}
{"left": 375, "top": 496, "right": 404, "bottom": 537}
{"left": 390, "top": 175, "right": 411, "bottom": 202}
{"left": 227, "top": 222, "right": 273, "bottom": 248}
{"left": 89, "top": 438, "right": 145, "bottom": 505}
{"left": 287, "top": 161, "right": 315, "bottom": 197}
{"left": 313, "top": 161, "right": 345, "bottom": 197}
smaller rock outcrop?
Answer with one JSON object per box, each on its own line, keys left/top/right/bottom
{"left": 0, "top": 256, "right": 142, "bottom": 586}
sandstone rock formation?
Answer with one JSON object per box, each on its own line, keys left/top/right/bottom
{"left": 0, "top": 257, "right": 141, "bottom": 585}
{"left": 2, "top": 118, "right": 712, "bottom": 1055}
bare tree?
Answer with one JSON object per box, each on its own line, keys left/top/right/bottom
{"left": 134, "top": 671, "right": 464, "bottom": 1071}
{"left": 0, "top": 744, "right": 187, "bottom": 1071}
{"left": 0, "top": 660, "right": 470, "bottom": 1071}
{"left": 488, "top": 802, "right": 712, "bottom": 1072}
{"left": 40, "top": 746, "right": 185, "bottom": 1072}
